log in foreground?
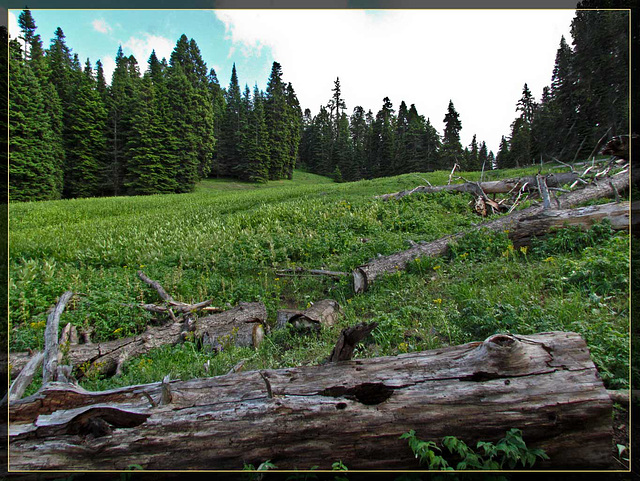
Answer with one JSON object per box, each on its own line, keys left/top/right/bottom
{"left": 354, "top": 170, "right": 633, "bottom": 293}
{"left": 9, "top": 332, "right": 612, "bottom": 470}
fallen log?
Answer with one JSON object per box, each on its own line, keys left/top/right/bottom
{"left": 376, "top": 172, "right": 581, "bottom": 201}
{"left": 509, "top": 201, "right": 634, "bottom": 247}
{"left": 9, "top": 332, "right": 612, "bottom": 470}
{"left": 288, "top": 299, "right": 344, "bottom": 331}
{"left": 42, "top": 291, "right": 74, "bottom": 386}
{"left": 9, "top": 303, "right": 267, "bottom": 380}
{"left": 353, "top": 170, "right": 633, "bottom": 293}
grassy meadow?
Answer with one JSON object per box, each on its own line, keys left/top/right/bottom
{"left": 9, "top": 166, "right": 631, "bottom": 394}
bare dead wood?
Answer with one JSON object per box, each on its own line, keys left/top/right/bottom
{"left": 288, "top": 299, "right": 343, "bottom": 331}
{"left": 537, "top": 174, "right": 551, "bottom": 210}
{"left": 607, "top": 389, "right": 629, "bottom": 405}
{"left": 376, "top": 172, "right": 580, "bottom": 201}
{"left": 8, "top": 332, "right": 613, "bottom": 470}
{"left": 42, "top": 291, "right": 74, "bottom": 386}
{"left": 509, "top": 201, "right": 633, "bottom": 247}
{"left": 354, "top": 169, "right": 634, "bottom": 293}
{"left": 328, "top": 322, "right": 378, "bottom": 362}
{"left": 10, "top": 303, "right": 268, "bottom": 380}
{"left": 3, "top": 352, "right": 44, "bottom": 403}
{"left": 275, "top": 267, "right": 349, "bottom": 278}
{"left": 137, "top": 271, "right": 174, "bottom": 302}
{"left": 196, "top": 302, "right": 267, "bottom": 350}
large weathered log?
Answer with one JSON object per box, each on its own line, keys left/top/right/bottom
{"left": 354, "top": 170, "right": 633, "bottom": 293}
{"left": 509, "top": 201, "right": 634, "bottom": 247}
{"left": 10, "top": 303, "right": 267, "bottom": 379}
{"left": 195, "top": 302, "right": 267, "bottom": 350}
{"left": 377, "top": 172, "right": 581, "bottom": 201}
{"left": 9, "top": 332, "right": 612, "bottom": 470}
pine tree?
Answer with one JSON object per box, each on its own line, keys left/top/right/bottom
{"left": 478, "top": 141, "right": 488, "bottom": 171}
{"left": 333, "top": 112, "right": 355, "bottom": 181}
{"left": 441, "top": 100, "right": 463, "bottom": 169}
{"left": 9, "top": 40, "right": 61, "bottom": 201}
{"left": 372, "top": 97, "right": 396, "bottom": 177}
{"left": 394, "top": 101, "right": 410, "bottom": 174}
{"left": 420, "top": 118, "right": 441, "bottom": 172}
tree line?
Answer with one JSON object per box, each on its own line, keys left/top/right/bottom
{"left": 8, "top": 5, "right": 628, "bottom": 200}
{"left": 8, "top": 9, "right": 302, "bottom": 201}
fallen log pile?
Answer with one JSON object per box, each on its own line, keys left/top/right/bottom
{"left": 353, "top": 168, "right": 634, "bottom": 293}
{"left": 8, "top": 331, "right": 613, "bottom": 470}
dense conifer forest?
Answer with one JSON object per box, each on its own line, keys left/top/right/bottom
{"left": 8, "top": 5, "right": 629, "bottom": 201}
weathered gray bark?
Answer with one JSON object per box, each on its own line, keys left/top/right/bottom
{"left": 288, "top": 299, "right": 344, "bottom": 331}
{"left": 4, "top": 352, "right": 43, "bottom": 403}
{"left": 10, "top": 303, "right": 267, "bottom": 379}
{"left": 328, "top": 322, "right": 378, "bottom": 362}
{"left": 42, "top": 291, "right": 74, "bottom": 385}
{"left": 354, "top": 170, "right": 633, "bottom": 293}
{"left": 509, "top": 201, "right": 633, "bottom": 247}
{"left": 376, "top": 172, "right": 581, "bottom": 201}
{"left": 9, "top": 332, "right": 612, "bottom": 470}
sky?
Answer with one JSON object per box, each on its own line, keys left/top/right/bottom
{"left": 8, "top": 9, "right": 576, "bottom": 153}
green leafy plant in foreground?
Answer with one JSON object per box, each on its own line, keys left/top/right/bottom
{"left": 401, "top": 428, "right": 549, "bottom": 470}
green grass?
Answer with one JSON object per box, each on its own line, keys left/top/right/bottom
{"left": 9, "top": 165, "right": 630, "bottom": 393}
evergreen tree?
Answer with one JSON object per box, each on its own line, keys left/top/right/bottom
{"left": 467, "top": 134, "right": 479, "bottom": 171}
{"left": 394, "top": 100, "right": 410, "bottom": 174}
{"left": 441, "top": 100, "right": 463, "bottom": 168}
{"left": 208, "top": 68, "right": 226, "bottom": 177}
{"left": 420, "top": 118, "right": 441, "bottom": 172}
{"left": 496, "top": 136, "right": 511, "bottom": 169}
{"left": 284, "top": 82, "right": 302, "bottom": 179}
{"left": 265, "top": 62, "right": 289, "bottom": 180}
{"left": 9, "top": 41, "right": 61, "bottom": 201}
{"left": 371, "top": 97, "right": 396, "bottom": 177}
{"left": 333, "top": 112, "right": 355, "bottom": 181}
{"left": 124, "top": 74, "right": 172, "bottom": 194}
{"left": 17, "top": 9, "right": 37, "bottom": 61}
{"left": 63, "top": 57, "right": 108, "bottom": 198}
{"left": 106, "top": 46, "right": 140, "bottom": 195}
{"left": 217, "top": 63, "right": 244, "bottom": 177}
{"left": 327, "top": 77, "right": 347, "bottom": 132}
{"left": 478, "top": 141, "right": 488, "bottom": 171}
{"left": 239, "top": 86, "right": 269, "bottom": 183}
{"left": 299, "top": 108, "right": 315, "bottom": 171}
{"left": 350, "top": 106, "right": 368, "bottom": 180}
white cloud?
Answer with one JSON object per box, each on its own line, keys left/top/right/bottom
{"left": 215, "top": 9, "right": 576, "bottom": 152}
{"left": 8, "top": 11, "right": 24, "bottom": 48}
{"left": 92, "top": 19, "right": 112, "bottom": 34}
{"left": 101, "top": 55, "right": 117, "bottom": 84}
{"left": 122, "top": 33, "right": 174, "bottom": 68}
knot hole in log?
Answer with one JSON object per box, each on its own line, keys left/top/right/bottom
{"left": 319, "top": 382, "right": 394, "bottom": 406}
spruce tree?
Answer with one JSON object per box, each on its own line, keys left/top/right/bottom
{"left": 350, "top": 106, "right": 368, "bottom": 180}
{"left": 107, "top": 46, "right": 140, "bottom": 195}
{"left": 441, "top": 100, "right": 463, "bottom": 169}
{"left": 284, "top": 82, "right": 302, "bottom": 179}
{"left": 208, "top": 68, "right": 226, "bottom": 177}
{"left": 265, "top": 62, "right": 289, "bottom": 180}
{"left": 420, "top": 118, "right": 441, "bottom": 172}
{"left": 9, "top": 41, "right": 61, "bottom": 201}
{"left": 496, "top": 136, "right": 511, "bottom": 169}
{"left": 63, "top": 57, "right": 108, "bottom": 198}
{"left": 17, "top": 9, "right": 37, "bottom": 61}
{"left": 240, "top": 86, "right": 269, "bottom": 183}
{"left": 217, "top": 63, "right": 244, "bottom": 177}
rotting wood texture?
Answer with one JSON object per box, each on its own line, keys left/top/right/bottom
{"left": 353, "top": 169, "right": 634, "bottom": 293}
{"left": 9, "top": 331, "right": 612, "bottom": 470}
{"left": 9, "top": 302, "right": 267, "bottom": 380}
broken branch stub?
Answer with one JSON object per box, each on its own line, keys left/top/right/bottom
{"left": 42, "top": 291, "right": 74, "bottom": 386}
{"left": 328, "top": 322, "right": 378, "bottom": 362}
{"left": 9, "top": 332, "right": 612, "bottom": 470}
